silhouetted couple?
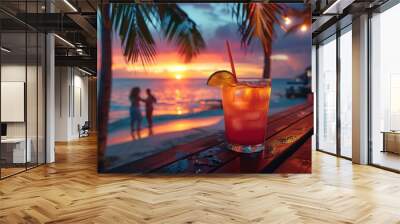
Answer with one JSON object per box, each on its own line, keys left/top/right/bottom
{"left": 129, "top": 87, "right": 157, "bottom": 139}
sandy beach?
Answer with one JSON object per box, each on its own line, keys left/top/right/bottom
{"left": 107, "top": 114, "right": 224, "bottom": 146}
{"left": 104, "top": 115, "right": 224, "bottom": 170}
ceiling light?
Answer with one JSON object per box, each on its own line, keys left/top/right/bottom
{"left": 76, "top": 48, "right": 85, "bottom": 55}
{"left": 322, "top": 0, "right": 341, "bottom": 14}
{"left": 1, "top": 47, "right": 11, "bottom": 53}
{"left": 322, "top": 0, "right": 355, "bottom": 15}
{"left": 78, "top": 67, "right": 94, "bottom": 76}
{"left": 54, "top": 34, "right": 75, "bottom": 48}
{"left": 63, "top": 0, "right": 78, "bottom": 12}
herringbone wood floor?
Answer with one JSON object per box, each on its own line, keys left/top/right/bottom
{"left": 1, "top": 136, "right": 400, "bottom": 224}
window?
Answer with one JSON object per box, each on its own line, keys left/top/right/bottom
{"left": 317, "top": 36, "right": 337, "bottom": 154}
{"left": 339, "top": 28, "right": 352, "bottom": 158}
{"left": 370, "top": 3, "right": 400, "bottom": 171}
{"left": 0, "top": 1, "right": 47, "bottom": 179}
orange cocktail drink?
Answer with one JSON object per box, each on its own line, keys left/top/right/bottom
{"left": 221, "top": 79, "right": 271, "bottom": 153}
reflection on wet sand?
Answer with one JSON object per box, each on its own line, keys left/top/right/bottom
{"left": 107, "top": 115, "right": 223, "bottom": 146}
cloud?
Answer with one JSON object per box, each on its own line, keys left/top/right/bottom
{"left": 271, "top": 51, "right": 310, "bottom": 77}
{"left": 272, "top": 32, "right": 311, "bottom": 52}
{"left": 110, "top": 3, "right": 311, "bottom": 79}
{"left": 213, "top": 23, "right": 238, "bottom": 42}
{"left": 190, "top": 3, "right": 213, "bottom": 11}
{"left": 219, "top": 6, "right": 230, "bottom": 14}
{"left": 181, "top": 3, "right": 224, "bottom": 23}
{"left": 206, "top": 23, "right": 239, "bottom": 55}
{"left": 271, "top": 54, "right": 289, "bottom": 61}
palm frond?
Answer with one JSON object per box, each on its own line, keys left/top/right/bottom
{"left": 155, "top": 4, "right": 206, "bottom": 63}
{"left": 110, "top": 3, "right": 157, "bottom": 65}
{"left": 110, "top": 3, "right": 205, "bottom": 65}
{"left": 233, "top": 3, "right": 286, "bottom": 54}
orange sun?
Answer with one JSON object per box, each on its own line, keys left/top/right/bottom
{"left": 175, "top": 74, "right": 183, "bottom": 80}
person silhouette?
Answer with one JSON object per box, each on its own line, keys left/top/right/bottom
{"left": 129, "top": 87, "right": 143, "bottom": 139}
{"left": 144, "top": 88, "right": 157, "bottom": 135}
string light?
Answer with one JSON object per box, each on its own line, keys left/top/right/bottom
{"left": 1, "top": 47, "right": 11, "bottom": 53}
{"left": 54, "top": 34, "right": 75, "bottom": 48}
{"left": 300, "top": 24, "right": 307, "bottom": 32}
{"left": 284, "top": 17, "right": 292, "bottom": 25}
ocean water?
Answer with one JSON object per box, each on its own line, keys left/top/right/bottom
{"left": 109, "top": 78, "right": 306, "bottom": 123}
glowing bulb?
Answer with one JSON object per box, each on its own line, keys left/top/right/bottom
{"left": 284, "top": 17, "right": 291, "bottom": 25}
{"left": 300, "top": 24, "right": 307, "bottom": 32}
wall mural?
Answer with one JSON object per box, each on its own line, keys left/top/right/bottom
{"left": 98, "top": 2, "right": 312, "bottom": 174}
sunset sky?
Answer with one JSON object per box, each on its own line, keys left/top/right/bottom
{"left": 111, "top": 3, "right": 311, "bottom": 79}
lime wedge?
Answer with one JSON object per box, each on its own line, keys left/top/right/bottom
{"left": 207, "top": 70, "right": 236, "bottom": 87}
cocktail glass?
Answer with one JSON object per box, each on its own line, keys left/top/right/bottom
{"left": 221, "top": 79, "right": 271, "bottom": 153}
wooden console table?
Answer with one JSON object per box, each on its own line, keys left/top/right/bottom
{"left": 382, "top": 131, "right": 400, "bottom": 154}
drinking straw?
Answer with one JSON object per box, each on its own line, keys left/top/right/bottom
{"left": 226, "top": 40, "right": 238, "bottom": 81}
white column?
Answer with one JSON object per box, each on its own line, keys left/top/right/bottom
{"left": 45, "top": 0, "right": 56, "bottom": 163}
{"left": 352, "top": 14, "right": 369, "bottom": 164}
{"left": 46, "top": 33, "right": 55, "bottom": 163}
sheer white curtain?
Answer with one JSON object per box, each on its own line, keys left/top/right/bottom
{"left": 340, "top": 30, "right": 352, "bottom": 158}
{"left": 318, "top": 37, "right": 337, "bottom": 154}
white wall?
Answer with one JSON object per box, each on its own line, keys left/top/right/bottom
{"left": 1, "top": 65, "right": 43, "bottom": 138}
{"left": 55, "top": 67, "right": 69, "bottom": 141}
{"left": 54, "top": 67, "right": 89, "bottom": 141}
{"left": 1, "top": 65, "right": 26, "bottom": 138}
{"left": 72, "top": 73, "right": 89, "bottom": 137}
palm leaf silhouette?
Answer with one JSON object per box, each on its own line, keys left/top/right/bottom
{"left": 233, "top": 3, "right": 286, "bottom": 55}
{"left": 110, "top": 3, "right": 206, "bottom": 65}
